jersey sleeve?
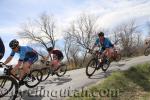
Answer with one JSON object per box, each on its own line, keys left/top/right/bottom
{"left": 10, "top": 50, "right": 15, "bottom": 57}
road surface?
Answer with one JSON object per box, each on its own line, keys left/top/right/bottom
{"left": 1, "top": 55, "right": 150, "bottom": 100}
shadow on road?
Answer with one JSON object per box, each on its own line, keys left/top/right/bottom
{"left": 41, "top": 75, "right": 72, "bottom": 86}
{"left": 89, "top": 68, "right": 120, "bottom": 79}
{"left": 116, "top": 63, "right": 125, "bottom": 67}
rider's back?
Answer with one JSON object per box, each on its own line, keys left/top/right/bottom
{"left": 95, "top": 37, "right": 113, "bottom": 48}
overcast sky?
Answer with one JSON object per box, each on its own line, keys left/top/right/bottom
{"left": 0, "top": 0, "right": 150, "bottom": 63}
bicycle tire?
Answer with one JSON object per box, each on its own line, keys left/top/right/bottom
{"left": 56, "top": 64, "right": 67, "bottom": 77}
{"left": 25, "top": 69, "right": 42, "bottom": 88}
{"left": 115, "top": 54, "right": 121, "bottom": 62}
{"left": 144, "top": 47, "right": 150, "bottom": 56}
{"left": 41, "top": 67, "right": 51, "bottom": 81}
{"left": 101, "top": 59, "right": 110, "bottom": 72}
{"left": 86, "top": 59, "right": 98, "bottom": 78}
{"left": 0, "top": 75, "right": 18, "bottom": 99}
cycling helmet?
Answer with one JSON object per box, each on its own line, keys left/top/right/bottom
{"left": 47, "top": 47, "right": 53, "bottom": 52}
{"left": 9, "top": 39, "right": 19, "bottom": 49}
{"left": 98, "top": 32, "right": 104, "bottom": 37}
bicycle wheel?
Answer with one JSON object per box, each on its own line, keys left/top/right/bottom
{"left": 0, "top": 75, "right": 18, "bottom": 99}
{"left": 86, "top": 59, "right": 98, "bottom": 78}
{"left": 101, "top": 58, "right": 110, "bottom": 72}
{"left": 56, "top": 64, "right": 67, "bottom": 77}
{"left": 41, "top": 67, "right": 50, "bottom": 81}
{"left": 144, "top": 47, "right": 150, "bottom": 56}
{"left": 115, "top": 54, "right": 121, "bottom": 62}
{"left": 25, "top": 69, "right": 42, "bottom": 88}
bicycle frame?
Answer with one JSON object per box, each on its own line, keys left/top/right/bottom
{"left": 0, "top": 62, "right": 27, "bottom": 83}
{"left": 41, "top": 59, "right": 64, "bottom": 71}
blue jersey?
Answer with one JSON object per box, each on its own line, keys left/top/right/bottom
{"left": 95, "top": 37, "right": 113, "bottom": 49}
{"left": 10, "top": 46, "right": 35, "bottom": 61}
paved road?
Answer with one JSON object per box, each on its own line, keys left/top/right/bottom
{"left": 1, "top": 55, "right": 150, "bottom": 100}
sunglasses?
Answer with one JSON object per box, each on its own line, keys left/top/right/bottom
{"left": 11, "top": 47, "right": 17, "bottom": 50}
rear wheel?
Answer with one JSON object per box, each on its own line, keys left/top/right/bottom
{"left": 144, "top": 47, "right": 150, "bottom": 56}
{"left": 56, "top": 64, "right": 67, "bottom": 77}
{"left": 41, "top": 67, "right": 50, "bottom": 81}
{"left": 25, "top": 69, "right": 42, "bottom": 88}
{"left": 86, "top": 59, "right": 98, "bottom": 78}
{"left": 115, "top": 54, "right": 121, "bottom": 62}
{"left": 0, "top": 75, "right": 18, "bottom": 99}
{"left": 101, "top": 58, "right": 110, "bottom": 72}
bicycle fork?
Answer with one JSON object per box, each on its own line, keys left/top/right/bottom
{"left": 0, "top": 79, "right": 7, "bottom": 88}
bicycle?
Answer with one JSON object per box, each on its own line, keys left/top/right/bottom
{"left": 112, "top": 42, "right": 121, "bottom": 62}
{"left": 144, "top": 44, "right": 150, "bottom": 56}
{"left": 40, "top": 60, "right": 67, "bottom": 81}
{"left": 0, "top": 62, "right": 42, "bottom": 100}
{"left": 86, "top": 49, "right": 110, "bottom": 78}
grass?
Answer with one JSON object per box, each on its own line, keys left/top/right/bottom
{"left": 68, "top": 63, "right": 150, "bottom": 100}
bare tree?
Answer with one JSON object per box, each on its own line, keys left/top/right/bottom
{"left": 64, "top": 29, "right": 81, "bottom": 68}
{"left": 64, "top": 13, "right": 98, "bottom": 67}
{"left": 113, "top": 20, "right": 142, "bottom": 56}
{"left": 64, "top": 33, "right": 72, "bottom": 64}
{"left": 18, "top": 13, "right": 56, "bottom": 58}
{"left": 147, "top": 21, "right": 150, "bottom": 36}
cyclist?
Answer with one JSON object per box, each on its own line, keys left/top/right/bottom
{"left": 45, "top": 47, "right": 64, "bottom": 72}
{"left": 4, "top": 39, "right": 38, "bottom": 80}
{"left": 92, "top": 32, "right": 114, "bottom": 62}
{"left": 0, "top": 37, "right": 5, "bottom": 60}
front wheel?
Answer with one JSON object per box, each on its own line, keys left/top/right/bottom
{"left": 25, "top": 69, "right": 42, "bottom": 88}
{"left": 86, "top": 59, "right": 98, "bottom": 78}
{"left": 144, "top": 47, "right": 150, "bottom": 56}
{"left": 41, "top": 67, "right": 51, "bottom": 82}
{"left": 56, "top": 64, "right": 67, "bottom": 77}
{"left": 0, "top": 75, "right": 18, "bottom": 99}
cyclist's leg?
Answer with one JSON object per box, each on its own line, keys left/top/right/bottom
{"left": 19, "top": 62, "right": 31, "bottom": 80}
{"left": 98, "top": 49, "right": 104, "bottom": 63}
{"left": 107, "top": 48, "right": 114, "bottom": 59}
{"left": 11, "top": 66, "right": 19, "bottom": 77}
{"left": 101, "top": 49, "right": 110, "bottom": 63}
{"left": 51, "top": 59, "right": 60, "bottom": 71}
{"left": 102, "top": 49, "right": 107, "bottom": 57}
{"left": 19, "top": 54, "right": 38, "bottom": 80}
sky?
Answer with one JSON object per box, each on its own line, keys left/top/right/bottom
{"left": 0, "top": 0, "right": 150, "bottom": 64}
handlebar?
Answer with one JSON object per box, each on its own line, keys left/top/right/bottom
{"left": 0, "top": 62, "right": 5, "bottom": 65}
{"left": 0, "top": 62, "right": 12, "bottom": 69}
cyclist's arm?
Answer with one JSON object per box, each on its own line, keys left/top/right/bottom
{"left": 4, "top": 56, "right": 13, "bottom": 64}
